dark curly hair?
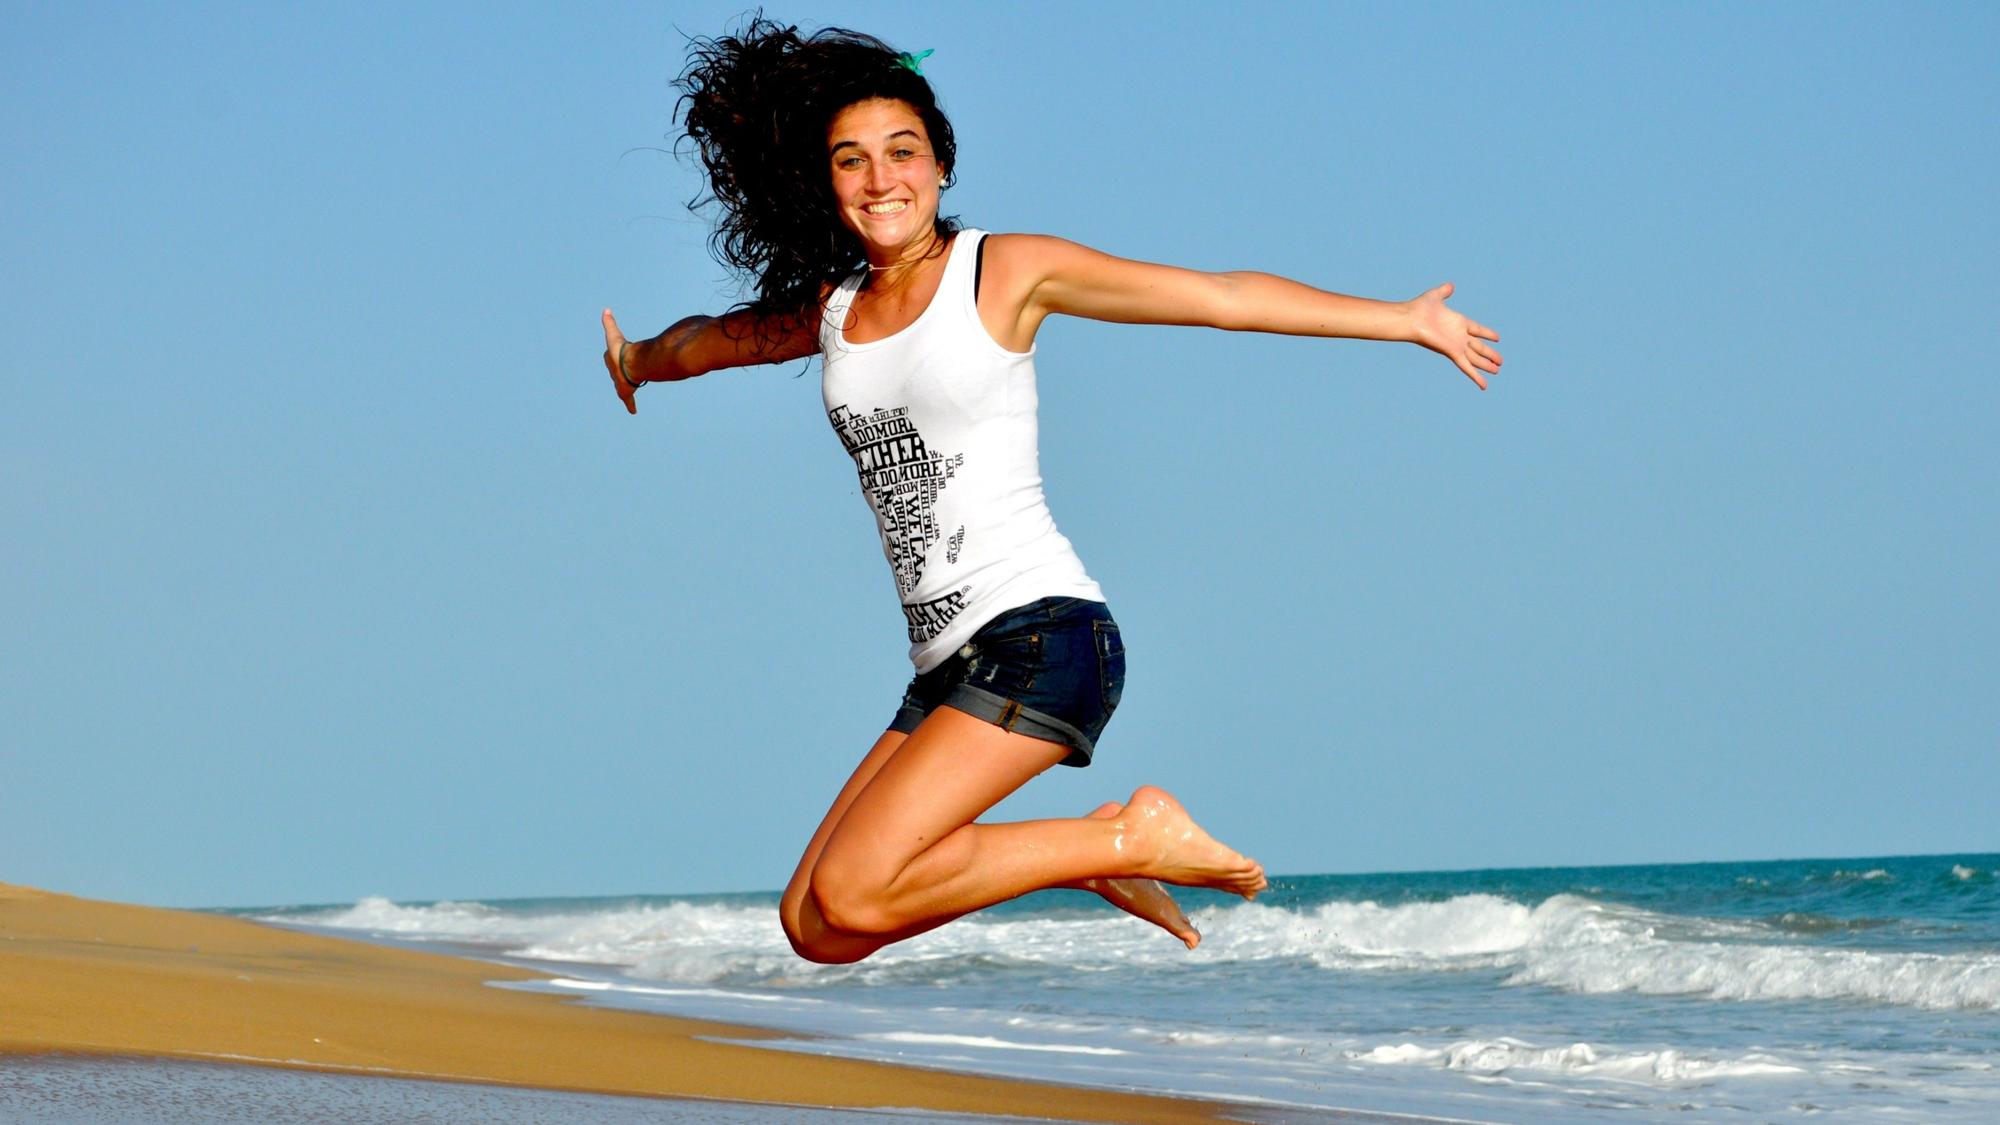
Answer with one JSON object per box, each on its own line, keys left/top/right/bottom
{"left": 677, "top": 17, "right": 962, "bottom": 319}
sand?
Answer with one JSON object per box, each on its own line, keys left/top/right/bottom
{"left": 0, "top": 882, "right": 1239, "bottom": 1122}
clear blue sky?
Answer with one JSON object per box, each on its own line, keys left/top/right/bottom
{"left": 4, "top": 3, "right": 1994, "bottom": 908}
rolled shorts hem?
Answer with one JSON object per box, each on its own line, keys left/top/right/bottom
{"left": 889, "top": 684, "right": 1095, "bottom": 768}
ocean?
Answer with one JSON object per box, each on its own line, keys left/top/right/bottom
{"left": 244, "top": 853, "right": 2000, "bottom": 1122}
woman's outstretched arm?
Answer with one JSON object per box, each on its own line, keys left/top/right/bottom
{"left": 982, "top": 234, "right": 1503, "bottom": 389}
{"left": 600, "top": 306, "right": 819, "bottom": 414}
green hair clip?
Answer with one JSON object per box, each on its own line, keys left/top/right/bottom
{"left": 895, "top": 49, "right": 934, "bottom": 76}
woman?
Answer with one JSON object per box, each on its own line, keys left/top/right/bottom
{"left": 601, "top": 21, "right": 1501, "bottom": 965}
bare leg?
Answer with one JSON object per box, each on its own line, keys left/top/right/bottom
{"left": 1066, "top": 803, "right": 1200, "bottom": 949}
{"left": 782, "top": 734, "right": 1203, "bottom": 960}
{"left": 779, "top": 728, "right": 911, "bottom": 964}
{"left": 782, "top": 723, "right": 1084, "bottom": 963}
{"left": 807, "top": 707, "right": 1264, "bottom": 944}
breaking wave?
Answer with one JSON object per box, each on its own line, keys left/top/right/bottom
{"left": 274, "top": 889, "right": 2000, "bottom": 1012}
{"left": 1346, "top": 1037, "right": 1805, "bottom": 1084}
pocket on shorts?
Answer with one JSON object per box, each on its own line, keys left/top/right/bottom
{"left": 968, "top": 629, "right": 1041, "bottom": 693}
{"left": 1093, "top": 619, "right": 1125, "bottom": 715}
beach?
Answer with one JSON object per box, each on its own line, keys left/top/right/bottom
{"left": 9, "top": 857, "right": 1997, "bottom": 1123}
{"left": 0, "top": 882, "right": 1270, "bottom": 1123}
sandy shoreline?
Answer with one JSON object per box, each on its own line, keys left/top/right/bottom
{"left": 0, "top": 882, "right": 1243, "bottom": 1122}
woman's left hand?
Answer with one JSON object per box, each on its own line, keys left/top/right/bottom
{"left": 1405, "top": 283, "right": 1502, "bottom": 390}
{"left": 602, "top": 308, "right": 639, "bottom": 415}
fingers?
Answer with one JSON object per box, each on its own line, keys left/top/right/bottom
{"left": 1419, "top": 285, "right": 1500, "bottom": 388}
{"left": 614, "top": 360, "right": 639, "bottom": 414}
{"left": 604, "top": 308, "right": 638, "bottom": 415}
{"left": 1462, "top": 337, "right": 1502, "bottom": 387}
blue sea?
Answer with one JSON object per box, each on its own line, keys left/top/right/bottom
{"left": 244, "top": 853, "right": 2000, "bottom": 1123}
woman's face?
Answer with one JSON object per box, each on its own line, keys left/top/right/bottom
{"left": 826, "top": 98, "right": 945, "bottom": 262}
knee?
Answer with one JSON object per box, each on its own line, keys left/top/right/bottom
{"left": 807, "top": 861, "right": 899, "bottom": 938}
{"left": 781, "top": 881, "right": 883, "bottom": 964}
{"left": 784, "top": 920, "right": 869, "bottom": 964}
{"left": 778, "top": 898, "right": 813, "bottom": 960}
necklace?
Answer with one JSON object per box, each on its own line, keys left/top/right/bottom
{"left": 862, "top": 233, "right": 948, "bottom": 275}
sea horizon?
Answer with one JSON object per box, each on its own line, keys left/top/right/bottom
{"left": 212, "top": 846, "right": 1998, "bottom": 914}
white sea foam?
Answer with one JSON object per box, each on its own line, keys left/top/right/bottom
{"left": 865, "top": 1032, "right": 1127, "bottom": 1056}
{"left": 1496, "top": 896, "right": 2000, "bottom": 1010}
{"left": 1346, "top": 1037, "right": 1804, "bottom": 1085}
{"left": 277, "top": 890, "right": 2000, "bottom": 1012}
{"left": 1197, "top": 893, "right": 1539, "bottom": 966}
{"left": 303, "top": 895, "right": 507, "bottom": 935}
{"left": 543, "top": 978, "right": 799, "bottom": 1004}
{"left": 1196, "top": 894, "right": 2000, "bottom": 1011}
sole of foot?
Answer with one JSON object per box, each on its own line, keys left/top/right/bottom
{"left": 1123, "top": 785, "right": 1266, "bottom": 898}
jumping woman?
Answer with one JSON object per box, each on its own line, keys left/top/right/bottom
{"left": 600, "top": 21, "right": 1502, "bottom": 965}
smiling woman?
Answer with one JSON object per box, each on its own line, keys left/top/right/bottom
{"left": 829, "top": 99, "right": 945, "bottom": 263}
{"left": 597, "top": 18, "right": 1500, "bottom": 967}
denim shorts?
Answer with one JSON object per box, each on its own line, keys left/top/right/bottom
{"left": 888, "top": 597, "right": 1125, "bottom": 767}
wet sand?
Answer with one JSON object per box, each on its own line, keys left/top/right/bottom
{"left": 0, "top": 883, "right": 1244, "bottom": 1122}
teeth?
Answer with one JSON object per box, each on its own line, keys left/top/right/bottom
{"left": 864, "top": 202, "right": 907, "bottom": 214}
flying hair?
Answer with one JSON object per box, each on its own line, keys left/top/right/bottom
{"left": 676, "top": 16, "right": 962, "bottom": 320}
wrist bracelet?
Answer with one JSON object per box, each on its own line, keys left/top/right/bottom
{"left": 617, "top": 341, "right": 643, "bottom": 390}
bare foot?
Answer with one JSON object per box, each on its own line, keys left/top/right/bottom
{"left": 1119, "top": 786, "right": 1267, "bottom": 898}
{"left": 1068, "top": 802, "right": 1200, "bottom": 949}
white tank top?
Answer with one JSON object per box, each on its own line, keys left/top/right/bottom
{"left": 819, "top": 230, "right": 1104, "bottom": 672}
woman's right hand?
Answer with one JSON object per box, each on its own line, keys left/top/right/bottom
{"left": 602, "top": 308, "right": 639, "bottom": 415}
{"left": 1402, "top": 283, "right": 1502, "bottom": 390}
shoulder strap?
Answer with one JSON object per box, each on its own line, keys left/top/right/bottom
{"left": 947, "top": 228, "right": 986, "bottom": 299}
